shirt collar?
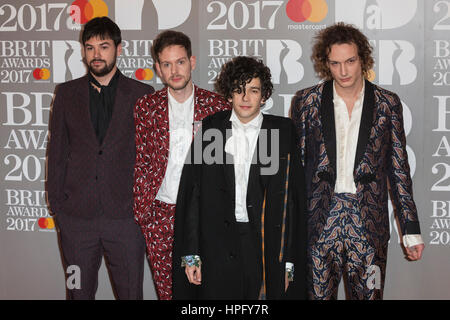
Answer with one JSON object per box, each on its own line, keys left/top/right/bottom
{"left": 332, "top": 79, "right": 365, "bottom": 104}
{"left": 230, "top": 108, "right": 263, "bottom": 129}
{"left": 168, "top": 85, "right": 195, "bottom": 108}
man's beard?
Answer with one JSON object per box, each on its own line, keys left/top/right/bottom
{"left": 88, "top": 57, "right": 116, "bottom": 77}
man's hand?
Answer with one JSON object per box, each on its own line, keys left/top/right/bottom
{"left": 405, "top": 243, "right": 425, "bottom": 261}
{"left": 185, "top": 265, "right": 202, "bottom": 285}
{"left": 285, "top": 272, "right": 290, "bottom": 292}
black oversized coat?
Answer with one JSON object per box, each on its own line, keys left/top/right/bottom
{"left": 173, "top": 110, "right": 307, "bottom": 300}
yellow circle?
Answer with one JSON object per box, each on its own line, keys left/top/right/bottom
{"left": 144, "top": 69, "right": 154, "bottom": 81}
{"left": 89, "top": 0, "right": 108, "bottom": 19}
{"left": 307, "top": 0, "right": 328, "bottom": 23}
{"left": 46, "top": 217, "right": 55, "bottom": 229}
{"left": 366, "top": 69, "right": 376, "bottom": 82}
{"left": 40, "top": 68, "right": 51, "bottom": 80}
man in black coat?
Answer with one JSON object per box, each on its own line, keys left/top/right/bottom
{"left": 46, "top": 17, "right": 154, "bottom": 299}
{"left": 173, "top": 56, "right": 307, "bottom": 299}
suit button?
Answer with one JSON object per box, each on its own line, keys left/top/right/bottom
{"left": 229, "top": 253, "right": 235, "bottom": 259}
{"left": 224, "top": 220, "right": 230, "bottom": 227}
{"left": 98, "top": 150, "right": 103, "bottom": 155}
{"left": 95, "top": 176, "right": 98, "bottom": 180}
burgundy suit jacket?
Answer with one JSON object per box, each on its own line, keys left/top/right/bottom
{"left": 133, "top": 86, "right": 231, "bottom": 226}
{"left": 47, "top": 71, "right": 154, "bottom": 219}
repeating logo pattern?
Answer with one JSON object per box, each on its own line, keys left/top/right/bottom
{"left": 286, "top": 0, "right": 328, "bottom": 23}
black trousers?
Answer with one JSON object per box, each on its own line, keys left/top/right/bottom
{"left": 237, "top": 222, "right": 262, "bottom": 300}
{"left": 55, "top": 213, "right": 146, "bottom": 300}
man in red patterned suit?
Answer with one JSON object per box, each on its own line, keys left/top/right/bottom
{"left": 133, "top": 30, "right": 230, "bottom": 300}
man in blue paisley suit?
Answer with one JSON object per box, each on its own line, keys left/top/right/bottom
{"left": 290, "top": 23, "right": 424, "bottom": 300}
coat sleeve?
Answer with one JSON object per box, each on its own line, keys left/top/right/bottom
{"left": 387, "top": 94, "right": 421, "bottom": 235}
{"left": 284, "top": 121, "right": 308, "bottom": 300}
{"left": 46, "top": 85, "right": 69, "bottom": 215}
{"left": 172, "top": 137, "right": 202, "bottom": 299}
{"left": 133, "top": 96, "right": 153, "bottom": 225}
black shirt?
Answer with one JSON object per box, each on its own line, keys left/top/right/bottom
{"left": 88, "top": 69, "right": 120, "bottom": 145}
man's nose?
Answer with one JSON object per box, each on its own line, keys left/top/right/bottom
{"left": 340, "top": 63, "right": 347, "bottom": 76}
{"left": 94, "top": 48, "right": 101, "bottom": 58}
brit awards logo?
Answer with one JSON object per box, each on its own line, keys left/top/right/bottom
{"left": 115, "top": 0, "right": 191, "bottom": 30}
{"left": 376, "top": 40, "right": 417, "bottom": 86}
{"left": 335, "top": 0, "right": 417, "bottom": 30}
{"left": 266, "top": 40, "right": 304, "bottom": 84}
{"left": 52, "top": 41, "right": 86, "bottom": 83}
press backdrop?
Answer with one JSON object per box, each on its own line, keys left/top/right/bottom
{"left": 1, "top": 0, "right": 449, "bottom": 299}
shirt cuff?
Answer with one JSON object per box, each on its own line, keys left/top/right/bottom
{"left": 181, "top": 255, "right": 201, "bottom": 267}
{"left": 286, "top": 262, "right": 294, "bottom": 282}
{"left": 403, "top": 234, "right": 424, "bottom": 248}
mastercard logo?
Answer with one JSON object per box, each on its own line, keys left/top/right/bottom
{"left": 38, "top": 217, "right": 55, "bottom": 230}
{"left": 286, "top": 0, "right": 328, "bottom": 23}
{"left": 70, "top": 0, "right": 109, "bottom": 25}
{"left": 33, "top": 68, "right": 51, "bottom": 80}
{"left": 135, "top": 68, "right": 154, "bottom": 81}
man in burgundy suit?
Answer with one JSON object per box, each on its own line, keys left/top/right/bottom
{"left": 133, "top": 30, "right": 230, "bottom": 300}
{"left": 47, "top": 17, "right": 154, "bottom": 299}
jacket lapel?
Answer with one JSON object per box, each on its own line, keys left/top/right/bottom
{"left": 75, "top": 75, "right": 99, "bottom": 146}
{"left": 102, "top": 72, "right": 133, "bottom": 147}
{"left": 353, "top": 80, "right": 375, "bottom": 172}
{"left": 222, "top": 114, "right": 235, "bottom": 208}
{"left": 246, "top": 115, "right": 270, "bottom": 227}
{"left": 319, "top": 80, "right": 337, "bottom": 175}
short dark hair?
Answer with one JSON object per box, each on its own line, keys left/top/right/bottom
{"left": 152, "top": 30, "right": 192, "bottom": 63}
{"left": 311, "top": 22, "right": 374, "bottom": 80}
{"left": 215, "top": 56, "right": 273, "bottom": 101}
{"left": 81, "top": 16, "right": 122, "bottom": 47}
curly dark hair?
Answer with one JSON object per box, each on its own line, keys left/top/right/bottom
{"left": 311, "top": 22, "right": 374, "bottom": 80}
{"left": 215, "top": 56, "right": 273, "bottom": 101}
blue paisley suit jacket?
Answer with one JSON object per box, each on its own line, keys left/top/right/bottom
{"left": 291, "top": 80, "right": 420, "bottom": 249}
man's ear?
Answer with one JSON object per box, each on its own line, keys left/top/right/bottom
{"left": 116, "top": 43, "right": 122, "bottom": 57}
{"left": 154, "top": 62, "right": 162, "bottom": 78}
{"left": 190, "top": 55, "right": 197, "bottom": 71}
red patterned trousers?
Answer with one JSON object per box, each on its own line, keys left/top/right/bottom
{"left": 140, "top": 199, "right": 175, "bottom": 300}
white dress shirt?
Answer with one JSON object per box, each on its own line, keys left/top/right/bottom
{"left": 332, "top": 81, "right": 423, "bottom": 247}
{"left": 333, "top": 80, "right": 364, "bottom": 194}
{"left": 225, "top": 109, "right": 263, "bottom": 222}
{"left": 156, "top": 87, "right": 195, "bottom": 204}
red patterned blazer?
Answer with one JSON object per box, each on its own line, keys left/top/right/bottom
{"left": 133, "top": 86, "right": 231, "bottom": 226}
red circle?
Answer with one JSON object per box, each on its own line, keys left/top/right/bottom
{"left": 38, "top": 217, "right": 48, "bottom": 229}
{"left": 135, "top": 69, "right": 145, "bottom": 80}
{"left": 33, "top": 69, "right": 42, "bottom": 80}
{"left": 286, "top": 0, "right": 312, "bottom": 23}
{"left": 70, "top": 0, "right": 90, "bottom": 24}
